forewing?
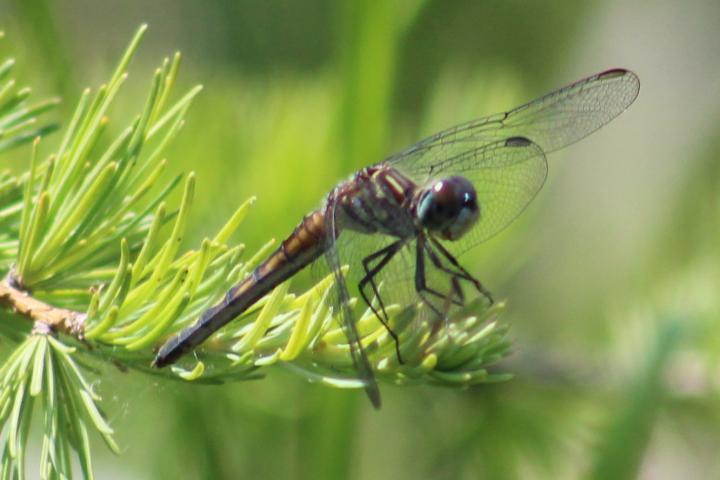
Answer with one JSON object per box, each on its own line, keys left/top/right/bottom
{"left": 379, "top": 136, "right": 548, "bottom": 256}
{"left": 387, "top": 69, "right": 639, "bottom": 183}
{"left": 445, "top": 137, "right": 548, "bottom": 255}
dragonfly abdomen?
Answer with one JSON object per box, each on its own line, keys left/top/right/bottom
{"left": 153, "top": 210, "right": 328, "bottom": 367}
{"left": 230, "top": 209, "right": 329, "bottom": 301}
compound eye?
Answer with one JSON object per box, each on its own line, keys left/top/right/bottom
{"left": 417, "top": 176, "right": 480, "bottom": 240}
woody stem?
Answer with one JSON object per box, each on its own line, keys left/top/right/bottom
{"left": 0, "top": 271, "right": 85, "bottom": 336}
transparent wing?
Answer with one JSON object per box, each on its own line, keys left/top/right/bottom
{"left": 333, "top": 231, "right": 419, "bottom": 318}
{"left": 332, "top": 138, "right": 547, "bottom": 290}
{"left": 324, "top": 201, "right": 382, "bottom": 408}
{"left": 441, "top": 137, "right": 547, "bottom": 255}
{"left": 332, "top": 228, "right": 493, "bottom": 354}
{"left": 331, "top": 231, "right": 446, "bottom": 357}
{"left": 387, "top": 69, "right": 639, "bottom": 183}
{"left": 325, "top": 143, "right": 549, "bottom": 343}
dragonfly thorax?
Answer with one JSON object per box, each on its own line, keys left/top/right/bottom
{"left": 415, "top": 175, "right": 480, "bottom": 241}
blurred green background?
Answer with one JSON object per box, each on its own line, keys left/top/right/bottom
{"left": 2, "top": 0, "right": 720, "bottom": 478}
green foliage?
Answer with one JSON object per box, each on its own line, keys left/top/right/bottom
{"left": 15, "top": 26, "right": 202, "bottom": 292}
{"left": 0, "top": 31, "right": 59, "bottom": 155}
{"left": 589, "top": 320, "right": 682, "bottom": 479}
{"left": 0, "top": 30, "right": 59, "bottom": 274}
{"left": 0, "top": 334, "right": 117, "bottom": 479}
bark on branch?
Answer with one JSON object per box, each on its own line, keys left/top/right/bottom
{"left": 0, "top": 273, "right": 84, "bottom": 336}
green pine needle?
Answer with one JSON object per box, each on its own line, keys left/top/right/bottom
{"left": 0, "top": 34, "right": 59, "bottom": 274}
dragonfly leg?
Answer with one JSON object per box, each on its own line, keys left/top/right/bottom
{"left": 442, "top": 276, "right": 465, "bottom": 338}
{"left": 359, "top": 240, "right": 405, "bottom": 363}
{"left": 414, "top": 236, "right": 451, "bottom": 319}
{"left": 420, "top": 241, "right": 469, "bottom": 338}
{"left": 427, "top": 235, "right": 494, "bottom": 305}
{"left": 422, "top": 241, "right": 466, "bottom": 307}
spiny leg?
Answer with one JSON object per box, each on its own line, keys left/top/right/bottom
{"left": 450, "top": 276, "right": 464, "bottom": 307}
{"left": 414, "top": 236, "right": 451, "bottom": 318}
{"left": 425, "top": 239, "right": 478, "bottom": 335}
{"left": 359, "top": 241, "right": 400, "bottom": 322}
{"left": 421, "top": 241, "right": 468, "bottom": 337}
{"left": 358, "top": 240, "right": 405, "bottom": 363}
{"left": 422, "top": 241, "right": 466, "bottom": 306}
{"left": 427, "top": 235, "right": 494, "bottom": 304}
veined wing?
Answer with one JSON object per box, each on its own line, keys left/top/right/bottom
{"left": 387, "top": 69, "right": 639, "bottom": 182}
{"left": 440, "top": 137, "right": 548, "bottom": 253}
{"left": 324, "top": 200, "right": 382, "bottom": 408}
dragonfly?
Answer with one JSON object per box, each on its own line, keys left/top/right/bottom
{"left": 153, "top": 68, "right": 640, "bottom": 408}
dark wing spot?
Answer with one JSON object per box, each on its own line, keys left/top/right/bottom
{"left": 597, "top": 68, "right": 629, "bottom": 80}
{"left": 505, "top": 136, "right": 532, "bottom": 147}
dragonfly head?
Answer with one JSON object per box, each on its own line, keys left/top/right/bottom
{"left": 416, "top": 176, "right": 479, "bottom": 241}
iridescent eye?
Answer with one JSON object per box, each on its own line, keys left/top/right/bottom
{"left": 416, "top": 176, "right": 480, "bottom": 240}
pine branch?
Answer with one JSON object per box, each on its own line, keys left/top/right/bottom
{"left": 0, "top": 25, "right": 512, "bottom": 479}
{"left": 0, "top": 271, "right": 83, "bottom": 335}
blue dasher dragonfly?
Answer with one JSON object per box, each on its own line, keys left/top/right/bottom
{"left": 154, "top": 68, "right": 640, "bottom": 408}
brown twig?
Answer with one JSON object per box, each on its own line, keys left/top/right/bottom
{"left": 0, "top": 272, "right": 85, "bottom": 337}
